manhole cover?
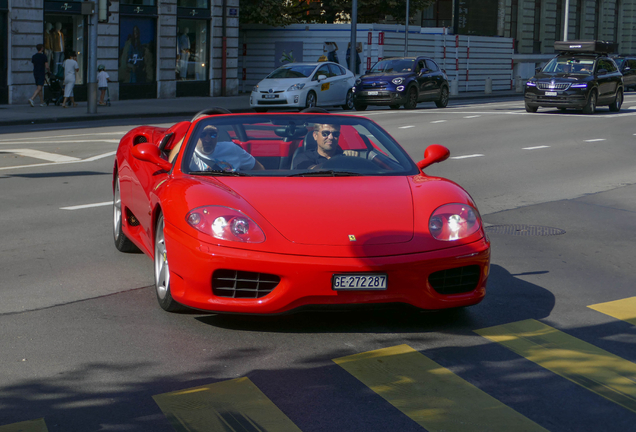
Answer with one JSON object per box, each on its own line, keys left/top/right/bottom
{"left": 484, "top": 224, "right": 566, "bottom": 236}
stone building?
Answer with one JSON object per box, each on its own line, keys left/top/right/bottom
{"left": 0, "top": 0, "right": 240, "bottom": 105}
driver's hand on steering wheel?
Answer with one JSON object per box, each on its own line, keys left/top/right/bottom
{"left": 343, "top": 150, "right": 359, "bottom": 157}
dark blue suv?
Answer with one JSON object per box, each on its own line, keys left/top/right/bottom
{"left": 352, "top": 56, "right": 450, "bottom": 110}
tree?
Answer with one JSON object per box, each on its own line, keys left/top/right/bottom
{"left": 240, "top": 0, "right": 436, "bottom": 26}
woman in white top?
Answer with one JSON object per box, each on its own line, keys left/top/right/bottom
{"left": 61, "top": 51, "right": 79, "bottom": 108}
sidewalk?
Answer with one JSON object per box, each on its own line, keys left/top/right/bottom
{"left": 0, "top": 91, "right": 523, "bottom": 127}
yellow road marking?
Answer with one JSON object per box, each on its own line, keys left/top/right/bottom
{"left": 153, "top": 377, "right": 302, "bottom": 432}
{"left": 476, "top": 319, "right": 636, "bottom": 413}
{"left": 0, "top": 418, "right": 48, "bottom": 432}
{"left": 333, "top": 344, "right": 548, "bottom": 432}
{"left": 588, "top": 296, "right": 636, "bottom": 325}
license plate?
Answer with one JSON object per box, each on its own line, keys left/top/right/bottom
{"left": 545, "top": 91, "right": 557, "bottom": 96}
{"left": 263, "top": 94, "right": 278, "bottom": 99}
{"left": 332, "top": 274, "right": 387, "bottom": 290}
{"left": 367, "top": 91, "right": 379, "bottom": 95}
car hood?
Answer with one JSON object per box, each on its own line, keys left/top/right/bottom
{"left": 220, "top": 177, "right": 414, "bottom": 246}
{"left": 361, "top": 72, "right": 413, "bottom": 81}
{"left": 256, "top": 78, "right": 312, "bottom": 92}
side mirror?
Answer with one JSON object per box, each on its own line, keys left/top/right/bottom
{"left": 535, "top": 67, "right": 542, "bottom": 73}
{"left": 624, "top": 66, "right": 631, "bottom": 71}
{"left": 317, "top": 74, "right": 328, "bottom": 81}
{"left": 132, "top": 143, "right": 173, "bottom": 172}
{"left": 416, "top": 144, "right": 450, "bottom": 170}
{"left": 365, "top": 70, "right": 370, "bottom": 74}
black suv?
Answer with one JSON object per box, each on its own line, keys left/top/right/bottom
{"left": 524, "top": 41, "right": 624, "bottom": 114}
{"left": 352, "top": 56, "right": 450, "bottom": 110}
{"left": 612, "top": 55, "right": 636, "bottom": 90}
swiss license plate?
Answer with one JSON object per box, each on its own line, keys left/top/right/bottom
{"left": 332, "top": 274, "right": 387, "bottom": 290}
{"left": 545, "top": 91, "right": 557, "bottom": 96}
{"left": 367, "top": 91, "right": 379, "bottom": 95}
{"left": 263, "top": 94, "right": 278, "bottom": 99}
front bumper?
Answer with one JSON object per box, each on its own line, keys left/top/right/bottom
{"left": 524, "top": 86, "right": 589, "bottom": 109}
{"left": 164, "top": 222, "right": 491, "bottom": 314}
{"left": 250, "top": 91, "right": 304, "bottom": 109}
{"left": 353, "top": 90, "right": 407, "bottom": 106}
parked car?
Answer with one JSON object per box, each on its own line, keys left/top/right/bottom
{"left": 524, "top": 40, "right": 624, "bottom": 114}
{"left": 113, "top": 108, "right": 490, "bottom": 314}
{"left": 250, "top": 62, "right": 355, "bottom": 112}
{"left": 352, "top": 56, "right": 450, "bottom": 110}
{"left": 611, "top": 55, "right": 636, "bottom": 90}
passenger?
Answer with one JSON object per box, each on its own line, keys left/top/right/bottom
{"left": 190, "top": 125, "right": 264, "bottom": 171}
{"left": 293, "top": 123, "right": 359, "bottom": 169}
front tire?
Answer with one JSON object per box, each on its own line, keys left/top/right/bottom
{"left": 435, "top": 86, "right": 449, "bottom": 108}
{"left": 354, "top": 103, "right": 367, "bottom": 111}
{"left": 341, "top": 89, "right": 354, "bottom": 110}
{"left": 583, "top": 89, "right": 597, "bottom": 114}
{"left": 305, "top": 91, "right": 317, "bottom": 109}
{"left": 154, "top": 213, "right": 183, "bottom": 312}
{"left": 525, "top": 103, "right": 538, "bottom": 113}
{"left": 609, "top": 88, "right": 623, "bottom": 112}
{"left": 389, "top": 104, "right": 400, "bottom": 110}
{"left": 113, "top": 173, "right": 139, "bottom": 253}
{"left": 404, "top": 87, "right": 418, "bottom": 109}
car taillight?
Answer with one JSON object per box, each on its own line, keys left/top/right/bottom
{"left": 186, "top": 206, "right": 265, "bottom": 243}
{"left": 429, "top": 203, "right": 481, "bottom": 241}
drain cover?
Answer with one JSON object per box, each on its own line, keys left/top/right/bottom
{"left": 484, "top": 224, "right": 566, "bottom": 236}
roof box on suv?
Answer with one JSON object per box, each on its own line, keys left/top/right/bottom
{"left": 554, "top": 40, "right": 616, "bottom": 54}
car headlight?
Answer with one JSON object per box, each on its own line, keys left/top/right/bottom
{"left": 186, "top": 206, "right": 265, "bottom": 243}
{"left": 355, "top": 78, "right": 361, "bottom": 85}
{"left": 392, "top": 77, "right": 404, "bottom": 85}
{"left": 525, "top": 81, "right": 536, "bottom": 87}
{"left": 287, "top": 83, "right": 305, "bottom": 91}
{"left": 252, "top": 85, "right": 259, "bottom": 92}
{"left": 571, "top": 83, "right": 588, "bottom": 88}
{"left": 429, "top": 203, "right": 481, "bottom": 241}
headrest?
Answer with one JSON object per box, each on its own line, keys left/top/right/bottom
{"left": 304, "top": 130, "right": 318, "bottom": 151}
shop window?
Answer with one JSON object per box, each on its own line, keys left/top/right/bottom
{"left": 43, "top": 15, "right": 86, "bottom": 84}
{"left": 119, "top": 17, "right": 156, "bottom": 84}
{"left": 176, "top": 20, "right": 208, "bottom": 81}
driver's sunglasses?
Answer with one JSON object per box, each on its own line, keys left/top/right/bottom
{"left": 202, "top": 130, "right": 218, "bottom": 138}
{"left": 320, "top": 130, "right": 340, "bottom": 138}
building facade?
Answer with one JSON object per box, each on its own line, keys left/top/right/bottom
{"left": 1, "top": 0, "right": 240, "bottom": 105}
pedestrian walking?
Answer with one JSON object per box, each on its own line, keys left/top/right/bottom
{"left": 97, "top": 64, "right": 111, "bottom": 106}
{"left": 29, "top": 44, "right": 49, "bottom": 107}
{"left": 323, "top": 42, "right": 339, "bottom": 64}
{"left": 346, "top": 42, "right": 362, "bottom": 75}
{"left": 61, "top": 51, "right": 79, "bottom": 108}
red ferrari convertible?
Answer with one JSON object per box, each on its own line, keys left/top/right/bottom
{"left": 113, "top": 108, "right": 490, "bottom": 314}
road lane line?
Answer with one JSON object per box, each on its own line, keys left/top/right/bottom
{"left": 475, "top": 319, "right": 636, "bottom": 413}
{"left": 2, "top": 149, "right": 80, "bottom": 162}
{"left": 0, "top": 418, "right": 48, "bottom": 432}
{"left": 463, "top": 115, "right": 481, "bottom": 118}
{"left": 588, "top": 297, "right": 636, "bottom": 326}
{"left": 430, "top": 120, "right": 447, "bottom": 123}
{"left": 83, "top": 151, "right": 116, "bottom": 162}
{"left": 523, "top": 146, "right": 550, "bottom": 150}
{"left": 451, "top": 154, "right": 484, "bottom": 159}
{"left": 0, "top": 132, "right": 126, "bottom": 142}
{"left": 0, "top": 151, "right": 116, "bottom": 171}
{"left": 153, "top": 377, "right": 302, "bottom": 432}
{"left": 399, "top": 125, "right": 415, "bottom": 129}
{"left": 585, "top": 139, "right": 606, "bottom": 142}
{"left": 333, "top": 345, "right": 548, "bottom": 432}
{"left": 60, "top": 201, "right": 112, "bottom": 210}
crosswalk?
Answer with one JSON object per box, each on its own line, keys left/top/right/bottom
{"left": 3, "top": 296, "right": 635, "bottom": 432}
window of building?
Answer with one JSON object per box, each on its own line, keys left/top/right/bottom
{"left": 119, "top": 17, "right": 156, "bottom": 85}
{"left": 120, "top": 0, "right": 156, "bottom": 5}
{"left": 176, "top": 19, "right": 208, "bottom": 81}
{"left": 43, "top": 14, "right": 86, "bottom": 84}
{"left": 177, "top": 0, "right": 208, "bottom": 7}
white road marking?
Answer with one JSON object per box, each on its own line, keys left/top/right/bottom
{"left": 463, "top": 115, "right": 481, "bottom": 118}
{"left": 60, "top": 201, "right": 113, "bottom": 210}
{"left": 451, "top": 154, "right": 484, "bottom": 159}
{"left": 629, "top": 106, "right": 636, "bottom": 110}
{"left": 2, "top": 149, "right": 80, "bottom": 162}
{"left": 0, "top": 151, "right": 116, "bottom": 171}
{"left": 585, "top": 139, "right": 606, "bottom": 142}
{"left": 523, "top": 145, "right": 550, "bottom": 150}
{"left": 430, "top": 120, "right": 447, "bottom": 123}
{"left": 399, "top": 125, "right": 415, "bottom": 129}
{"left": 0, "top": 132, "right": 126, "bottom": 142}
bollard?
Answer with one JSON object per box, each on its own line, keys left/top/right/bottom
{"left": 515, "top": 76, "right": 524, "bottom": 93}
{"left": 485, "top": 77, "right": 492, "bottom": 94}
{"left": 450, "top": 79, "right": 459, "bottom": 96}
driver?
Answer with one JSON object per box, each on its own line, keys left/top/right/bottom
{"left": 190, "top": 125, "right": 264, "bottom": 172}
{"left": 293, "top": 123, "right": 359, "bottom": 169}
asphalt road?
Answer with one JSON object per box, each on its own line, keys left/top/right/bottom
{"left": 1, "top": 96, "right": 636, "bottom": 431}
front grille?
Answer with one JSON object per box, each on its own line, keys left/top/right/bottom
{"left": 257, "top": 100, "right": 288, "bottom": 105}
{"left": 429, "top": 265, "right": 481, "bottom": 295}
{"left": 537, "top": 82, "right": 571, "bottom": 91}
{"left": 363, "top": 81, "right": 389, "bottom": 90}
{"left": 259, "top": 90, "right": 284, "bottom": 94}
{"left": 212, "top": 269, "right": 280, "bottom": 298}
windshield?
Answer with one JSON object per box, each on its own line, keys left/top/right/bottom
{"left": 369, "top": 59, "right": 415, "bottom": 73}
{"left": 266, "top": 65, "right": 317, "bottom": 79}
{"left": 180, "top": 114, "right": 419, "bottom": 177}
{"left": 613, "top": 58, "right": 625, "bottom": 68}
{"left": 542, "top": 56, "right": 595, "bottom": 74}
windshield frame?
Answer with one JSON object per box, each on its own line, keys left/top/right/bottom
{"left": 369, "top": 58, "right": 416, "bottom": 74}
{"left": 541, "top": 56, "right": 596, "bottom": 74}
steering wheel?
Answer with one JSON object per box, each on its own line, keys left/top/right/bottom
{"left": 317, "top": 155, "right": 380, "bottom": 171}
{"left": 191, "top": 107, "right": 231, "bottom": 122}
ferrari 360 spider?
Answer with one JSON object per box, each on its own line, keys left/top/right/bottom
{"left": 113, "top": 108, "right": 490, "bottom": 314}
